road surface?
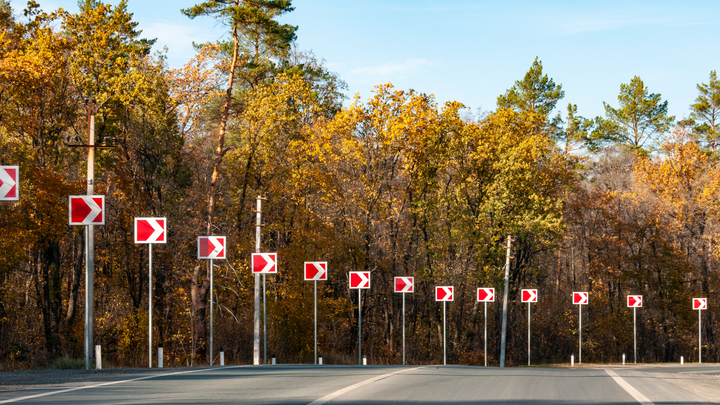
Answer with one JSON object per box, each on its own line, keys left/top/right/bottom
{"left": 1, "top": 364, "right": 719, "bottom": 404}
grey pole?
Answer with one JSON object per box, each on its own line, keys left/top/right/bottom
{"left": 148, "top": 244, "right": 153, "bottom": 368}
{"left": 358, "top": 289, "right": 362, "bottom": 365}
{"left": 443, "top": 300, "right": 447, "bottom": 366}
{"left": 402, "top": 292, "right": 406, "bottom": 366}
{"left": 633, "top": 307, "right": 637, "bottom": 364}
{"left": 527, "top": 302, "right": 531, "bottom": 367}
{"left": 263, "top": 273, "right": 266, "bottom": 365}
{"left": 699, "top": 309, "right": 702, "bottom": 364}
{"left": 484, "top": 301, "right": 487, "bottom": 367}
{"left": 210, "top": 258, "right": 214, "bottom": 366}
{"left": 254, "top": 197, "right": 261, "bottom": 365}
{"left": 314, "top": 280, "right": 317, "bottom": 365}
{"left": 579, "top": 303, "right": 582, "bottom": 364}
{"left": 500, "top": 236, "right": 512, "bottom": 367}
{"left": 84, "top": 108, "right": 96, "bottom": 370}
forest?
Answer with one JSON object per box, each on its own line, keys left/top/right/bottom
{"left": 1, "top": 0, "right": 720, "bottom": 369}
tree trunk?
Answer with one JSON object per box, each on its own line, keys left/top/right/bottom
{"left": 191, "top": 265, "right": 209, "bottom": 360}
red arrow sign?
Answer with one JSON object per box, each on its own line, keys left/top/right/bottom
{"left": 134, "top": 218, "right": 166, "bottom": 244}
{"left": 477, "top": 288, "right": 495, "bottom": 302}
{"left": 521, "top": 289, "right": 538, "bottom": 303}
{"left": 573, "top": 292, "right": 588, "bottom": 305}
{"left": 436, "top": 286, "right": 454, "bottom": 301}
{"left": 394, "top": 277, "right": 414, "bottom": 293}
{"left": 252, "top": 253, "right": 277, "bottom": 273}
{"left": 693, "top": 298, "right": 707, "bottom": 310}
{"left": 304, "top": 262, "right": 327, "bottom": 281}
{"left": 0, "top": 166, "right": 19, "bottom": 201}
{"left": 627, "top": 295, "right": 642, "bottom": 308}
{"left": 69, "top": 195, "right": 105, "bottom": 225}
{"left": 198, "top": 236, "right": 226, "bottom": 259}
{"left": 349, "top": 271, "right": 370, "bottom": 289}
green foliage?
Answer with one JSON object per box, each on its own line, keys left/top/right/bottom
{"left": 689, "top": 71, "right": 720, "bottom": 153}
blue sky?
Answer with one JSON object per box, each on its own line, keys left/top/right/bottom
{"left": 9, "top": 0, "right": 720, "bottom": 121}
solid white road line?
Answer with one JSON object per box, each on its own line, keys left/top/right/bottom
{"left": 308, "top": 367, "right": 424, "bottom": 405}
{"left": 605, "top": 369, "right": 654, "bottom": 405}
{"left": 0, "top": 365, "right": 250, "bottom": 404}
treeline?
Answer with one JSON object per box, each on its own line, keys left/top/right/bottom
{"left": 1, "top": 0, "right": 719, "bottom": 369}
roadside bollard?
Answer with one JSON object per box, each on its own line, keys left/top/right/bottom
{"left": 95, "top": 345, "right": 102, "bottom": 370}
{"left": 363, "top": 356, "right": 367, "bottom": 366}
{"left": 318, "top": 355, "right": 323, "bottom": 365}
{"left": 622, "top": 354, "right": 625, "bottom": 366}
{"left": 571, "top": 355, "right": 574, "bottom": 367}
{"left": 158, "top": 345, "right": 163, "bottom": 368}
{"left": 220, "top": 349, "right": 224, "bottom": 366}
{"left": 271, "top": 355, "right": 276, "bottom": 365}
{"left": 681, "top": 356, "right": 684, "bottom": 365}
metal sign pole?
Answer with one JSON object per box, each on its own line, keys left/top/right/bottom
{"left": 148, "top": 244, "right": 153, "bottom": 368}
{"left": 699, "top": 309, "right": 702, "bottom": 364}
{"left": 528, "top": 302, "right": 531, "bottom": 367}
{"left": 484, "top": 301, "right": 488, "bottom": 367}
{"left": 358, "top": 289, "right": 362, "bottom": 365}
{"left": 84, "top": 109, "right": 96, "bottom": 370}
{"left": 263, "top": 273, "right": 266, "bottom": 365}
{"left": 579, "top": 303, "right": 582, "bottom": 364}
{"left": 84, "top": 225, "right": 90, "bottom": 369}
{"left": 210, "top": 258, "right": 214, "bottom": 366}
{"left": 402, "top": 292, "right": 406, "bottom": 366}
{"left": 443, "top": 300, "right": 447, "bottom": 366}
{"left": 254, "top": 197, "right": 261, "bottom": 365}
{"left": 314, "top": 280, "right": 317, "bottom": 365}
{"left": 633, "top": 307, "right": 637, "bottom": 364}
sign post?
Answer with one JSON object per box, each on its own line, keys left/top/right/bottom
{"left": 395, "top": 277, "right": 414, "bottom": 365}
{"left": 521, "top": 289, "right": 538, "bottom": 366}
{"left": 349, "top": 272, "right": 370, "bottom": 365}
{"left": 693, "top": 298, "right": 707, "bottom": 363}
{"left": 477, "top": 288, "right": 495, "bottom": 367}
{"left": 627, "top": 295, "right": 642, "bottom": 364}
{"left": 436, "top": 286, "right": 454, "bottom": 365}
{"left": 134, "top": 218, "right": 167, "bottom": 368}
{"left": 305, "top": 262, "right": 328, "bottom": 365}
{"left": 69, "top": 195, "right": 105, "bottom": 369}
{"left": 573, "top": 292, "right": 589, "bottom": 364}
{"left": 198, "top": 236, "right": 226, "bottom": 366}
{"left": 0, "top": 166, "right": 19, "bottom": 201}
{"left": 252, "top": 252, "right": 277, "bottom": 364}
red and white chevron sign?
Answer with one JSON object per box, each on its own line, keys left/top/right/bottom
{"left": 69, "top": 195, "right": 105, "bottom": 225}
{"left": 693, "top": 298, "right": 707, "bottom": 310}
{"left": 134, "top": 218, "right": 166, "bottom": 244}
{"left": 477, "top": 288, "right": 495, "bottom": 302}
{"left": 252, "top": 253, "right": 277, "bottom": 274}
{"left": 627, "top": 295, "right": 642, "bottom": 308}
{"left": 349, "top": 271, "right": 370, "bottom": 289}
{"left": 573, "top": 292, "right": 588, "bottom": 305}
{"left": 436, "top": 286, "right": 454, "bottom": 301}
{"left": 394, "top": 277, "right": 414, "bottom": 293}
{"left": 0, "top": 166, "right": 19, "bottom": 201}
{"left": 304, "top": 262, "right": 327, "bottom": 281}
{"left": 198, "top": 236, "right": 226, "bottom": 259}
{"left": 521, "top": 289, "right": 538, "bottom": 303}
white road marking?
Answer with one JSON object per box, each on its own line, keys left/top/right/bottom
{"left": 308, "top": 367, "right": 423, "bottom": 405}
{"left": 0, "top": 365, "right": 250, "bottom": 404}
{"left": 605, "top": 368, "right": 654, "bottom": 405}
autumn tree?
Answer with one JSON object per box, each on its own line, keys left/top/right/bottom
{"left": 688, "top": 71, "right": 720, "bottom": 153}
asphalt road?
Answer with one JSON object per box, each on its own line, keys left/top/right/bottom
{"left": 2, "top": 364, "right": 719, "bottom": 404}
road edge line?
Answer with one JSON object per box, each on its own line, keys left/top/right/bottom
{"left": 605, "top": 368, "right": 654, "bottom": 405}
{"left": 308, "top": 366, "right": 424, "bottom": 405}
{"left": 0, "top": 365, "right": 251, "bottom": 404}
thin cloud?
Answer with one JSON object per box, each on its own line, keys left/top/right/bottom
{"left": 347, "top": 58, "right": 433, "bottom": 83}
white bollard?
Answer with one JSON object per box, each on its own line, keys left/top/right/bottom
{"left": 318, "top": 356, "right": 323, "bottom": 365}
{"left": 571, "top": 355, "right": 574, "bottom": 367}
{"left": 158, "top": 346, "right": 163, "bottom": 368}
{"left": 622, "top": 354, "right": 625, "bottom": 366}
{"left": 681, "top": 356, "right": 684, "bottom": 365}
{"left": 95, "top": 345, "right": 102, "bottom": 370}
{"left": 363, "top": 356, "right": 367, "bottom": 366}
{"left": 220, "top": 349, "right": 225, "bottom": 366}
{"left": 271, "top": 355, "right": 276, "bottom": 365}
